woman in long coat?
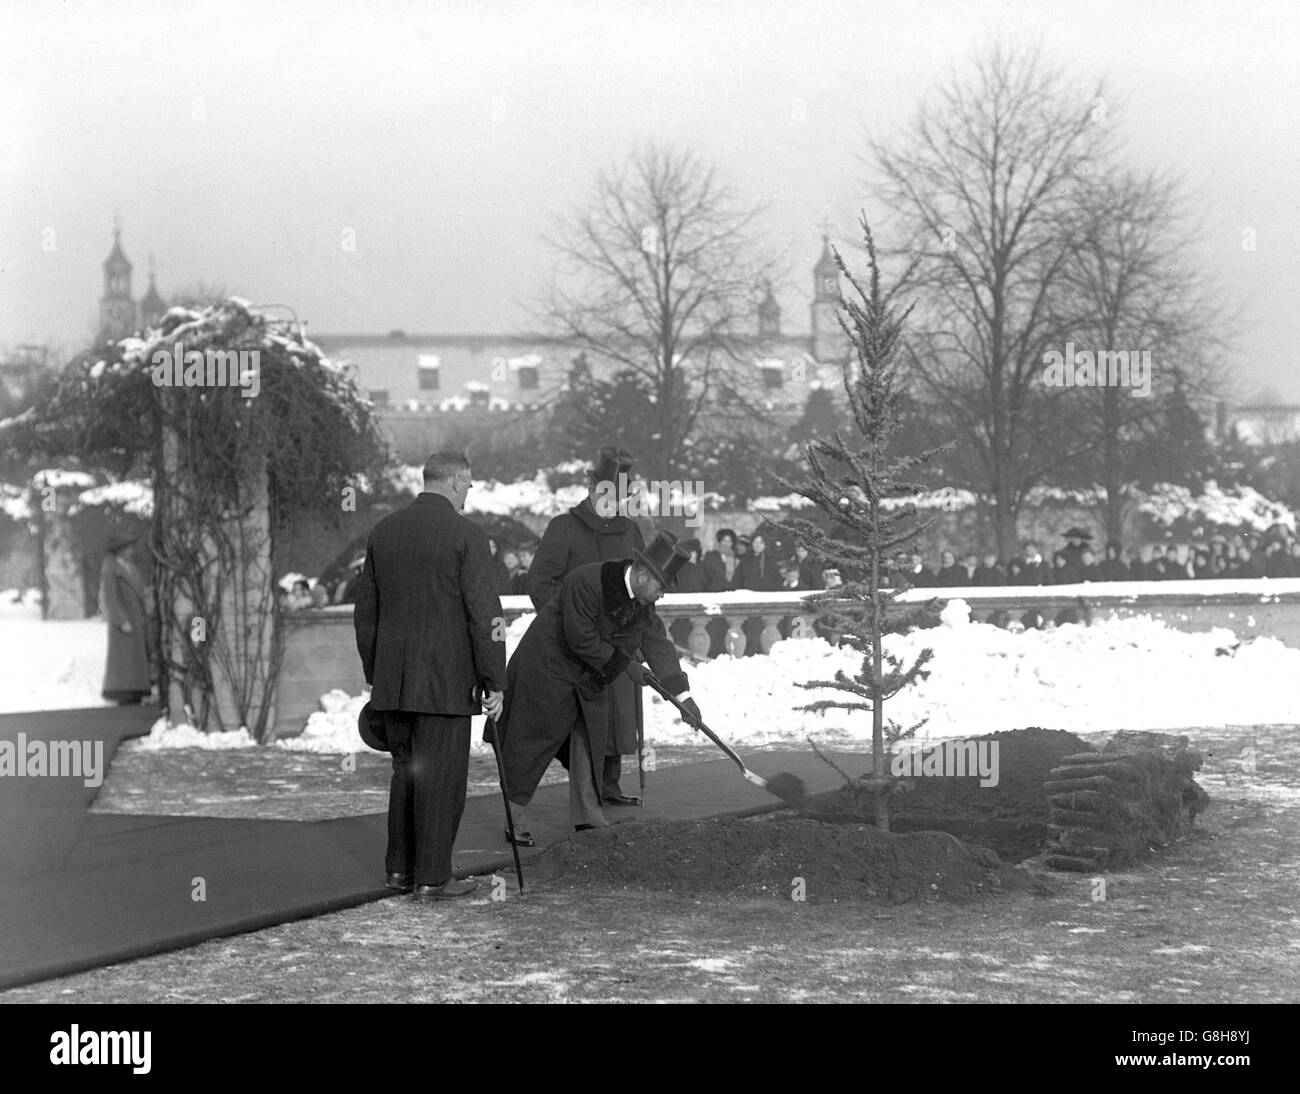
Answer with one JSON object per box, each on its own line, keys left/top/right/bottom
{"left": 101, "top": 535, "right": 151, "bottom": 704}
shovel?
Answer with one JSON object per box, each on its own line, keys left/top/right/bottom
{"left": 638, "top": 667, "right": 808, "bottom": 811}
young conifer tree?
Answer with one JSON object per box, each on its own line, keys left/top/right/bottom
{"left": 776, "top": 214, "right": 952, "bottom": 831}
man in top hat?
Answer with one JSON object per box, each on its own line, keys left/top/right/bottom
{"left": 527, "top": 445, "right": 646, "bottom": 805}
{"left": 498, "top": 531, "right": 700, "bottom": 835}
{"left": 353, "top": 451, "right": 506, "bottom": 901}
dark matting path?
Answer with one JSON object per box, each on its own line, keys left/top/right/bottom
{"left": 0, "top": 707, "right": 870, "bottom": 990}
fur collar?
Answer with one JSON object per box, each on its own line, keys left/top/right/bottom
{"left": 601, "top": 559, "right": 633, "bottom": 608}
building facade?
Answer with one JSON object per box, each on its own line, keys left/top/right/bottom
{"left": 312, "top": 235, "right": 853, "bottom": 421}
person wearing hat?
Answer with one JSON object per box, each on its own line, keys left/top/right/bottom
{"left": 1060, "top": 526, "right": 1093, "bottom": 571}
{"left": 100, "top": 529, "right": 152, "bottom": 705}
{"left": 497, "top": 531, "right": 699, "bottom": 836}
{"left": 353, "top": 451, "right": 506, "bottom": 901}
{"left": 527, "top": 445, "right": 647, "bottom": 805}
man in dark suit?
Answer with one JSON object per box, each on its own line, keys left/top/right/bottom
{"left": 527, "top": 445, "right": 646, "bottom": 807}
{"left": 353, "top": 452, "right": 506, "bottom": 902}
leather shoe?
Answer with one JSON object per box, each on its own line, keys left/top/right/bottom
{"left": 603, "top": 793, "right": 641, "bottom": 806}
{"left": 505, "top": 827, "right": 536, "bottom": 847}
{"left": 412, "top": 878, "right": 478, "bottom": 902}
{"left": 384, "top": 872, "right": 413, "bottom": 892}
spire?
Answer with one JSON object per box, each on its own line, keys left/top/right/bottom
{"left": 103, "top": 224, "right": 131, "bottom": 276}
{"left": 140, "top": 252, "right": 166, "bottom": 329}
{"left": 814, "top": 234, "right": 838, "bottom": 280}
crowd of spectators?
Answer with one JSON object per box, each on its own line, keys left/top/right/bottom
{"left": 282, "top": 522, "right": 1300, "bottom": 616}
{"left": 677, "top": 525, "right": 1300, "bottom": 592}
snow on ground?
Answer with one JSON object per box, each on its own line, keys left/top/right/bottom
{"left": 3, "top": 588, "right": 1296, "bottom": 752}
{"left": 0, "top": 588, "right": 115, "bottom": 714}
{"left": 643, "top": 604, "right": 1300, "bottom": 747}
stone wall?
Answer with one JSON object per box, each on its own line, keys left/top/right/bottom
{"left": 273, "top": 581, "right": 1300, "bottom": 737}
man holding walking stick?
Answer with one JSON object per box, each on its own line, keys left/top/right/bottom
{"left": 354, "top": 451, "right": 506, "bottom": 902}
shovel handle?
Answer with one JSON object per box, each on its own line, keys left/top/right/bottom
{"left": 639, "top": 667, "right": 748, "bottom": 774}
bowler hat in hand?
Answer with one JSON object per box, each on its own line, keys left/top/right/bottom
{"left": 358, "top": 700, "right": 389, "bottom": 752}
{"left": 634, "top": 530, "right": 692, "bottom": 590}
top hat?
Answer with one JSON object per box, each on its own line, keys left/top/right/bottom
{"left": 357, "top": 700, "right": 389, "bottom": 752}
{"left": 588, "top": 446, "right": 635, "bottom": 487}
{"left": 633, "top": 530, "right": 692, "bottom": 590}
{"left": 1063, "top": 526, "right": 1093, "bottom": 541}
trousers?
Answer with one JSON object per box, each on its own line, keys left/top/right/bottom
{"left": 383, "top": 711, "right": 471, "bottom": 886}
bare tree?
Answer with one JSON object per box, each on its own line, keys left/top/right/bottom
{"left": 870, "top": 41, "right": 1114, "bottom": 558}
{"left": 1059, "top": 167, "right": 1229, "bottom": 540}
{"left": 538, "top": 142, "right": 772, "bottom": 478}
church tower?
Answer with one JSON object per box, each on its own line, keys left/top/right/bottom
{"left": 98, "top": 226, "right": 137, "bottom": 343}
{"left": 139, "top": 255, "right": 167, "bottom": 331}
{"left": 810, "top": 235, "right": 848, "bottom": 363}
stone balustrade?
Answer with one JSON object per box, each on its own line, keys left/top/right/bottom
{"left": 272, "top": 578, "right": 1300, "bottom": 737}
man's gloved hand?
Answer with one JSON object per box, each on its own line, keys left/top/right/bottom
{"left": 623, "top": 659, "right": 652, "bottom": 686}
{"left": 679, "top": 696, "right": 702, "bottom": 727}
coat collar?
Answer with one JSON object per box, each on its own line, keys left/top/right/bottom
{"left": 415, "top": 492, "right": 456, "bottom": 511}
{"left": 571, "top": 495, "right": 630, "bottom": 534}
{"left": 601, "top": 559, "right": 634, "bottom": 609}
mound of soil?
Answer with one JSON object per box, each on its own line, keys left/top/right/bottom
{"left": 806, "top": 727, "right": 1093, "bottom": 863}
{"left": 528, "top": 815, "right": 1029, "bottom": 904}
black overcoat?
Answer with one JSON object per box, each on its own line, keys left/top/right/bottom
{"left": 101, "top": 554, "right": 151, "bottom": 700}
{"left": 527, "top": 497, "right": 646, "bottom": 754}
{"left": 353, "top": 492, "right": 506, "bottom": 714}
{"left": 499, "top": 561, "right": 689, "bottom": 802}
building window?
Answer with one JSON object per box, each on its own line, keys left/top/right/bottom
{"left": 516, "top": 365, "right": 539, "bottom": 390}
{"left": 419, "top": 370, "right": 439, "bottom": 391}
{"left": 417, "top": 354, "right": 440, "bottom": 390}
{"left": 761, "top": 365, "right": 784, "bottom": 389}
{"left": 371, "top": 389, "right": 390, "bottom": 407}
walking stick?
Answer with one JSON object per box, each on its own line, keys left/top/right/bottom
{"left": 636, "top": 699, "right": 646, "bottom": 808}
{"left": 484, "top": 715, "right": 526, "bottom": 895}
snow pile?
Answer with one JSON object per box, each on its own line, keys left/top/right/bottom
{"left": 1138, "top": 481, "right": 1295, "bottom": 533}
{"left": 72, "top": 480, "right": 154, "bottom": 518}
{"left": 469, "top": 472, "right": 585, "bottom": 517}
{"left": 32, "top": 468, "right": 95, "bottom": 491}
{"left": 641, "top": 606, "right": 1300, "bottom": 746}
{"left": 127, "top": 719, "right": 256, "bottom": 751}
{"left": 4, "top": 589, "right": 1296, "bottom": 751}
{"left": 275, "top": 687, "right": 380, "bottom": 753}
{"left": 1, "top": 484, "right": 32, "bottom": 524}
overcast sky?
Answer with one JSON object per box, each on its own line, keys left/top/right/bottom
{"left": 2, "top": 0, "right": 1297, "bottom": 400}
